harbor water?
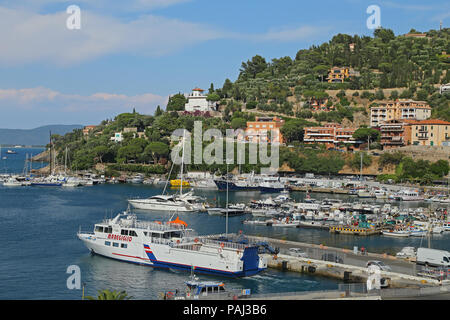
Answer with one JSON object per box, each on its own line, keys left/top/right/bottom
{"left": 1, "top": 148, "right": 450, "bottom": 299}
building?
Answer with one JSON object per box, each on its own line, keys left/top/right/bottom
{"left": 379, "top": 119, "right": 414, "bottom": 149}
{"left": 326, "top": 67, "right": 350, "bottom": 83}
{"left": 440, "top": 83, "right": 450, "bottom": 94}
{"left": 370, "top": 99, "right": 432, "bottom": 127}
{"left": 238, "top": 116, "right": 285, "bottom": 144}
{"left": 303, "top": 123, "right": 362, "bottom": 151}
{"left": 184, "top": 88, "right": 217, "bottom": 112}
{"left": 110, "top": 132, "right": 123, "bottom": 142}
{"left": 409, "top": 119, "right": 450, "bottom": 146}
{"left": 82, "top": 125, "right": 96, "bottom": 136}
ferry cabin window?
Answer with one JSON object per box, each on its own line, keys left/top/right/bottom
{"left": 104, "top": 226, "right": 112, "bottom": 233}
{"left": 121, "top": 243, "right": 127, "bottom": 248}
{"left": 105, "top": 241, "right": 111, "bottom": 246}
{"left": 113, "top": 242, "right": 119, "bottom": 247}
{"left": 129, "top": 230, "right": 138, "bottom": 237}
{"left": 95, "top": 226, "right": 104, "bottom": 232}
{"left": 121, "top": 229, "right": 129, "bottom": 235}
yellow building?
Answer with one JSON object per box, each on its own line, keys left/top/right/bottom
{"left": 370, "top": 99, "right": 431, "bottom": 127}
{"left": 326, "top": 67, "right": 350, "bottom": 83}
{"left": 409, "top": 119, "right": 450, "bottom": 146}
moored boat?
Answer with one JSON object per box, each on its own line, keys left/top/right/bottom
{"left": 77, "top": 210, "right": 267, "bottom": 277}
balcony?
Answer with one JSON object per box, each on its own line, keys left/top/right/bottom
{"left": 418, "top": 135, "right": 428, "bottom": 140}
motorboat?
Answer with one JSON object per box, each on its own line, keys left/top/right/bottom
{"left": 381, "top": 229, "right": 410, "bottom": 237}
{"left": 394, "top": 190, "right": 424, "bottom": 201}
{"left": 128, "top": 194, "right": 196, "bottom": 212}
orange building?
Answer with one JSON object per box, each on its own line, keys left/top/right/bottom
{"left": 240, "top": 116, "right": 285, "bottom": 144}
{"left": 379, "top": 119, "right": 414, "bottom": 149}
{"left": 82, "top": 125, "right": 96, "bottom": 136}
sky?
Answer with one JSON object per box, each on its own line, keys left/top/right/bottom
{"left": 0, "top": 0, "right": 448, "bottom": 129}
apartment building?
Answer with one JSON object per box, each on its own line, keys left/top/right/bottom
{"left": 379, "top": 119, "right": 414, "bottom": 149}
{"left": 303, "top": 123, "right": 362, "bottom": 151}
{"left": 239, "top": 116, "right": 285, "bottom": 144}
{"left": 370, "top": 99, "right": 431, "bottom": 127}
{"left": 409, "top": 119, "right": 450, "bottom": 146}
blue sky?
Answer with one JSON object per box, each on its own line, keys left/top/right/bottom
{"left": 0, "top": 0, "right": 448, "bottom": 128}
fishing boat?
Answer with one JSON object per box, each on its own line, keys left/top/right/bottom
{"left": 6, "top": 149, "right": 17, "bottom": 154}
{"left": 77, "top": 210, "right": 267, "bottom": 277}
{"left": 381, "top": 229, "right": 410, "bottom": 237}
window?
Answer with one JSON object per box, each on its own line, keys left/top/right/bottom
{"left": 144, "top": 232, "right": 147, "bottom": 236}
{"left": 113, "top": 242, "right": 119, "bottom": 247}
{"left": 95, "top": 226, "right": 104, "bottom": 232}
{"left": 121, "top": 229, "right": 129, "bottom": 235}
{"left": 444, "top": 257, "right": 449, "bottom": 263}
{"left": 105, "top": 241, "right": 111, "bottom": 246}
{"left": 121, "top": 243, "right": 127, "bottom": 249}
{"left": 129, "top": 230, "right": 138, "bottom": 237}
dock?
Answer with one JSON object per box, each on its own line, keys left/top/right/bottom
{"left": 288, "top": 186, "right": 350, "bottom": 194}
{"left": 241, "top": 235, "right": 450, "bottom": 296}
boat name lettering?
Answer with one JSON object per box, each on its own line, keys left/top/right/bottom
{"left": 107, "top": 234, "right": 132, "bottom": 242}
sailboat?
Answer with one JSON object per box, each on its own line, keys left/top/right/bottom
{"left": 128, "top": 131, "right": 202, "bottom": 212}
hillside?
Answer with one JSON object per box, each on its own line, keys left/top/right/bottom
{"left": 0, "top": 125, "right": 83, "bottom": 146}
{"left": 200, "top": 27, "right": 450, "bottom": 124}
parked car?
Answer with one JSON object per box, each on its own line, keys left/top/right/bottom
{"left": 396, "top": 247, "right": 416, "bottom": 258}
{"left": 289, "top": 248, "right": 308, "bottom": 258}
{"left": 321, "top": 253, "right": 343, "bottom": 264}
{"left": 366, "top": 260, "right": 392, "bottom": 271}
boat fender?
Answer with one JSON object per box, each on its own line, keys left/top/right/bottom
{"left": 220, "top": 242, "right": 225, "bottom": 248}
{"left": 194, "top": 238, "right": 199, "bottom": 243}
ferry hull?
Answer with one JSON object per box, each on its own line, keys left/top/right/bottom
{"left": 78, "top": 233, "right": 266, "bottom": 277}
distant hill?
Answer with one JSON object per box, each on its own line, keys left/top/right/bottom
{"left": 0, "top": 125, "right": 83, "bottom": 146}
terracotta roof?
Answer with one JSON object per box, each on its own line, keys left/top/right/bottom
{"left": 192, "top": 88, "right": 204, "bottom": 91}
{"left": 407, "top": 119, "right": 450, "bottom": 125}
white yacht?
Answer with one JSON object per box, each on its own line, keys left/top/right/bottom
{"left": 128, "top": 194, "right": 196, "bottom": 212}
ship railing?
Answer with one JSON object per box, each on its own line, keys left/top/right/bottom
{"left": 135, "top": 221, "right": 186, "bottom": 231}
{"left": 199, "top": 238, "right": 248, "bottom": 250}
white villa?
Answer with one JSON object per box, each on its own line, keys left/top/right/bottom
{"left": 184, "top": 88, "right": 217, "bottom": 112}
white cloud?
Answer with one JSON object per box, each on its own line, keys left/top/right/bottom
{"left": 0, "top": 6, "right": 223, "bottom": 66}
{"left": 0, "top": 87, "right": 168, "bottom": 126}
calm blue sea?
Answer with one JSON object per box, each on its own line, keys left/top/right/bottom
{"left": 1, "top": 149, "right": 449, "bottom": 300}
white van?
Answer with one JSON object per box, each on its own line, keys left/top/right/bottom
{"left": 416, "top": 248, "right": 450, "bottom": 267}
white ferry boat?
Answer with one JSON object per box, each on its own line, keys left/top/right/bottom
{"left": 77, "top": 210, "right": 267, "bottom": 277}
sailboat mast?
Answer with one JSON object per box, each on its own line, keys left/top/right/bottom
{"left": 226, "top": 164, "right": 229, "bottom": 236}
{"left": 49, "top": 131, "right": 52, "bottom": 176}
{"left": 180, "top": 130, "right": 185, "bottom": 196}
